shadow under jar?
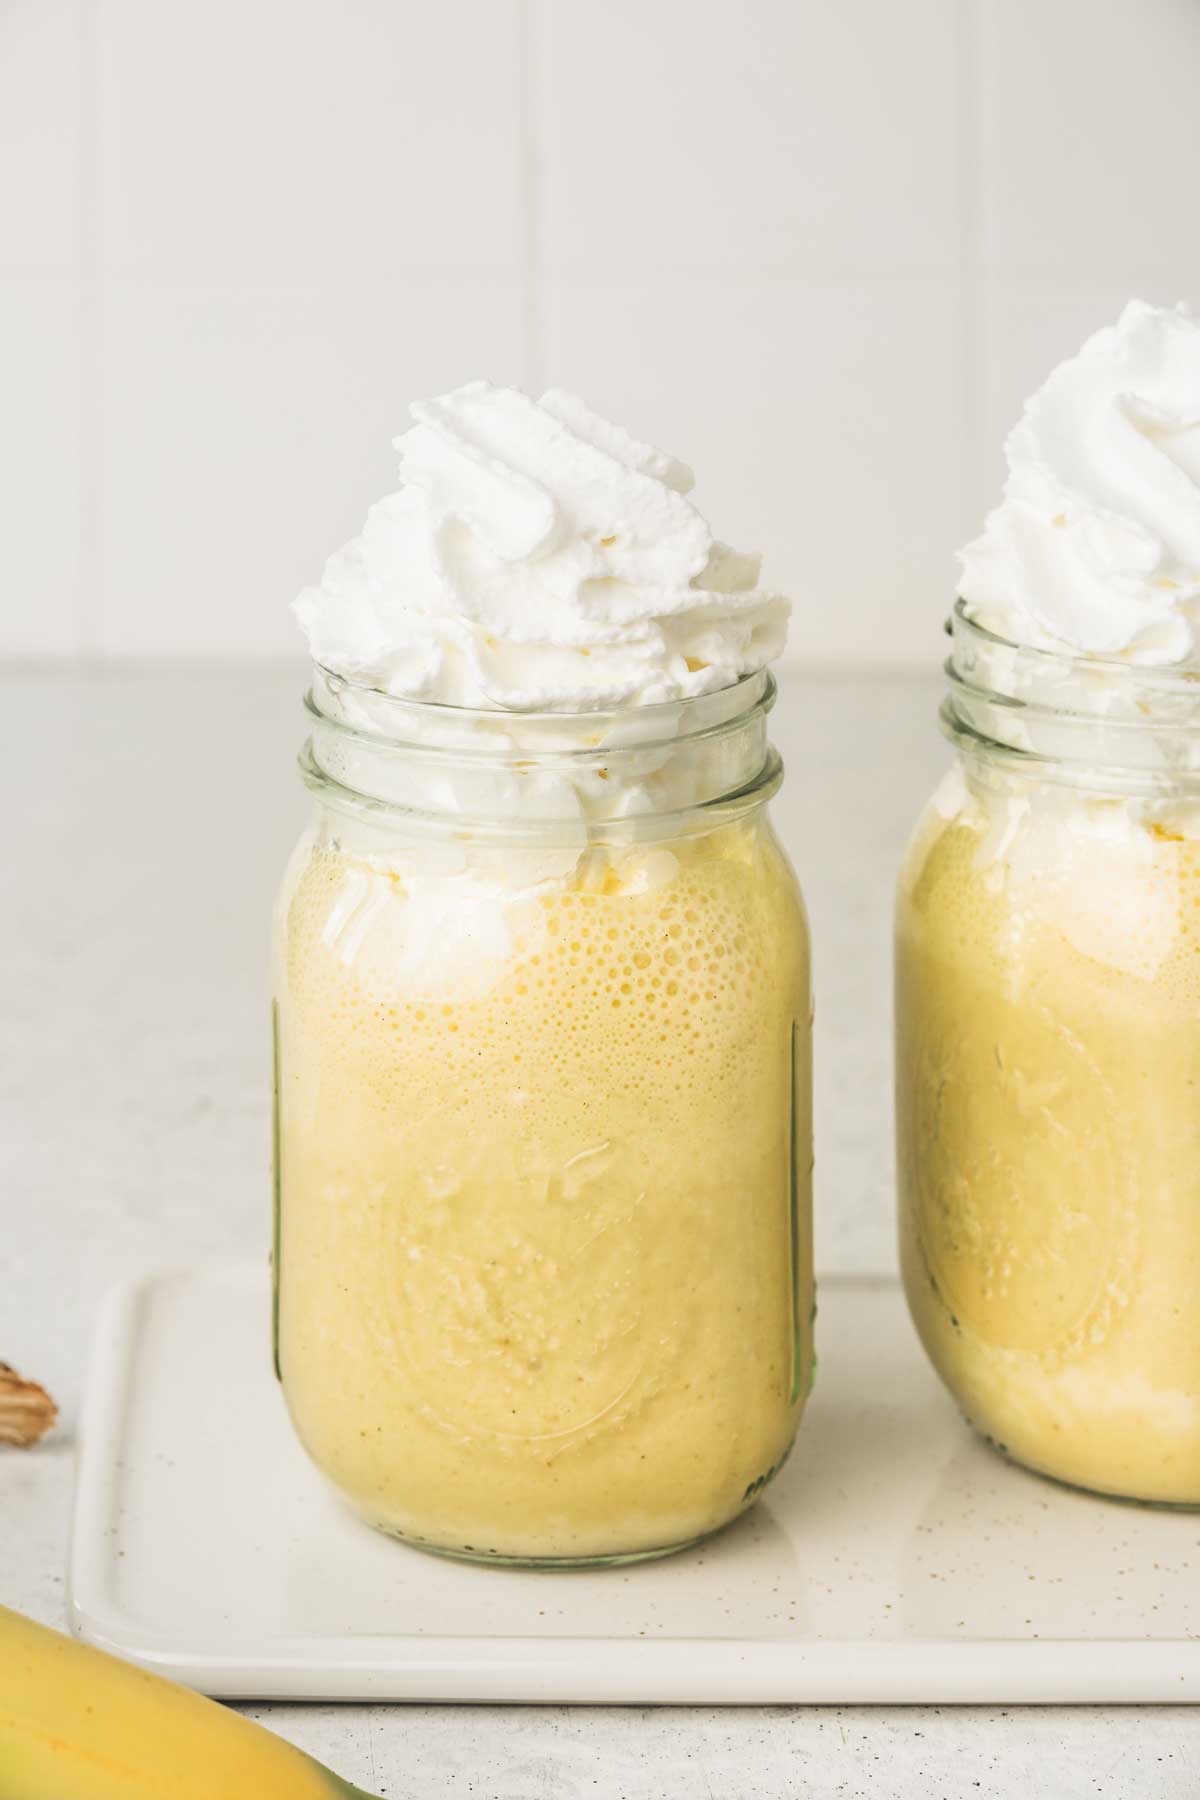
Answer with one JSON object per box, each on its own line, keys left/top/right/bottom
{"left": 272, "top": 667, "right": 813, "bottom": 1566}
{"left": 897, "top": 601, "right": 1200, "bottom": 1507}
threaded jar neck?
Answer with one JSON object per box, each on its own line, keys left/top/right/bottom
{"left": 300, "top": 664, "right": 782, "bottom": 842}
{"left": 942, "top": 598, "right": 1200, "bottom": 798}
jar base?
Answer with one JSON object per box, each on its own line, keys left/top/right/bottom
{"left": 363, "top": 1516, "right": 736, "bottom": 1571}
{"left": 344, "top": 1434, "right": 804, "bottom": 1569}
{"left": 971, "top": 1422, "right": 1200, "bottom": 1512}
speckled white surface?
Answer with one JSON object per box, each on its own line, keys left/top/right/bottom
{"left": 3, "top": 668, "right": 1199, "bottom": 1791}
{"left": 71, "top": 1267, "right": 1200, "bottom": 1705}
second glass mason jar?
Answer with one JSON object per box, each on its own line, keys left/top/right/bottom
{"left": 273, "top": 665, "right": 813, "bottom": 1565}
{"left": 897, "top": 602, "right": 1200, "bottom": 1506}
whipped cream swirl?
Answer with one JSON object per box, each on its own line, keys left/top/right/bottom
{"left": 295, "top": 383, "right": 789, "bottom": 710}
{"left": 960, "top": 301, "right": 1200, "bottom": 663}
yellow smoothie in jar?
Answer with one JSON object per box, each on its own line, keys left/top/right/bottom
{"left": 897, "top": 302, "right": 1200, "bottom": 1506}
{"left": 276, "top": 818, "right": 811, "bottom": 1561}
{"left": 897, "top": 788, "right": 1200, "bottom": 1505}
{"left": 279, "top": 380, "right": 811, "bottom": 1561}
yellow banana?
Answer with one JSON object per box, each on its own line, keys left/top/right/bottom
{"left": 0, "top": 1604, "right": 376, "bottom": 1799}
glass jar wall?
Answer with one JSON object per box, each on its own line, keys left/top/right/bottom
{"left": 273, "top": 669, "right": 813, "bottom": 1565}
{"left": 897, "top": 603, "right": 1200, "bottom": 1506}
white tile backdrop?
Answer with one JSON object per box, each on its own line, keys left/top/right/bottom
{"left": 3, "top": 0, "right": 1200, "bottom": 667}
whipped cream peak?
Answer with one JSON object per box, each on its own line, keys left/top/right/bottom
{"left": 295, "top": 382, "right": 788, "bottom": 711}
{"left": 960, "top": 301, "right": 1200, "bottom": 664}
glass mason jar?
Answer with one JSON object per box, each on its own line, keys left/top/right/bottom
{"left": 272, "top": 665, "right": 813, "bottom": 1566}
{"left": 897, "top": 601, "right": 1200, "bottom": 1506}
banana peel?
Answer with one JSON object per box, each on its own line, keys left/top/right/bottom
{"left": 0, "top": 1604, "right": 378, "bottom": 1799}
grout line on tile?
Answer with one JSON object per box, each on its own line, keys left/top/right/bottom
{"left": 77, "top": 0, "right": 102, "bottom": 664}
{"left": 0, "top": 654, "right": 938, "bottom": 687}
{"left": 516, "top": 0, "right": 547, "bottom": 393}
{"left": 956, "top": 0, "right": 985, "bottom": 548}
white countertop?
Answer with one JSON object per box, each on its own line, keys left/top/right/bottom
{"left": 3, "top": 667, "right": 1197, "bottom": 1796}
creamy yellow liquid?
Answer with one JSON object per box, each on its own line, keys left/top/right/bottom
{"left": 275, "top": 816, "right": 812, "bottom": 1561}
{"left": 897, "top": 791, "right": 1200, "bottom": 1504}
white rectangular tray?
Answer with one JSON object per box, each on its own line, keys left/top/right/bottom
{"left": 69, "top": 1266, "right": 1200, "bottom": 1704}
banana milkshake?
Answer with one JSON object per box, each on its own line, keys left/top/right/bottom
{"left": 275, "top": 385, "right": 812, "bottom": 1562}
{"left": 898, "top": 302, "right": 1200, "bottom": 1504}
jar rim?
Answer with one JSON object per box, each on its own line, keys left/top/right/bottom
{"left": 942, "top": 599, "right": 1200, "bottom": 796}
{"left": 300, "top": 664, "right": 783, "bottom": 833}
{"left": 949, "top": 597, "right": 1200, "bottom": 695}
{"left": 309, "top": 661, "right": 774, "bottom": 750}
